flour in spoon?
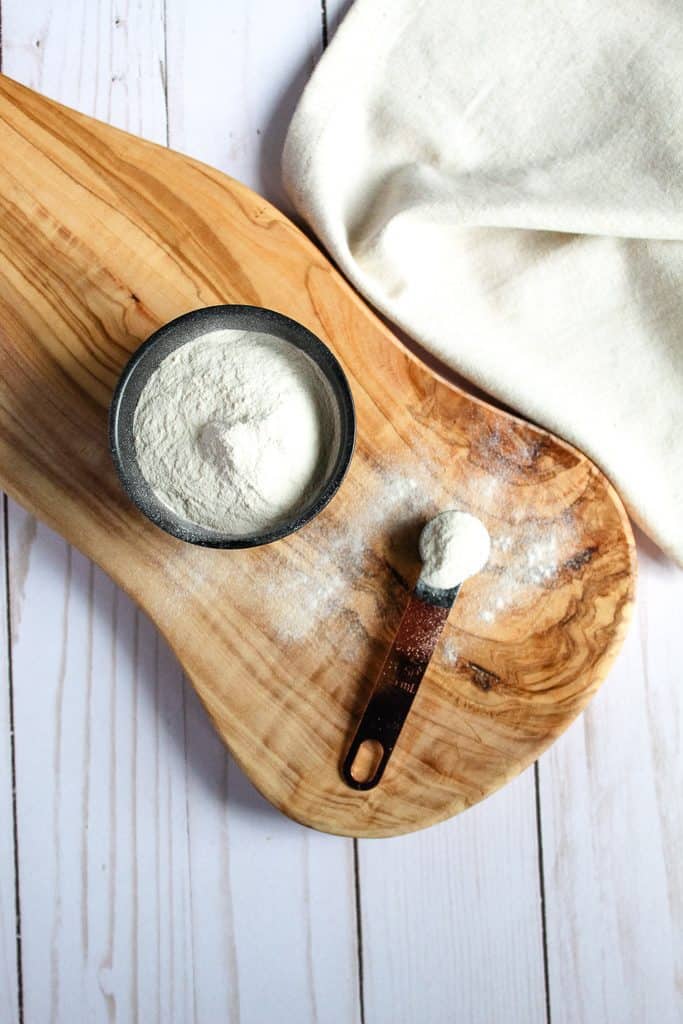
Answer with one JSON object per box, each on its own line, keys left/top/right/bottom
{"left": 419, "top": 510, "right": 491, "bottom": 589}
{"left": 133, "top": 329, "right": 337, "bottom": 535}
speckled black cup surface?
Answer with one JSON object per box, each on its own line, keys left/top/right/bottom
{"left": 109, "top": 305, "right": 356, "bottom": 548}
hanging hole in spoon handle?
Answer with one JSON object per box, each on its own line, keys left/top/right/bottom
{"left": 342, "top": 582, "right": 460, "bottom": 790}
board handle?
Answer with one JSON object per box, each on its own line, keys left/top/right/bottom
{"left": 342, "top": 585, "right": 458, "bottom": 790}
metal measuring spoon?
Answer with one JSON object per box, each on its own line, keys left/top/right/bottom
{"left": 342, "top": 511, "right": 490, "bottom": 790}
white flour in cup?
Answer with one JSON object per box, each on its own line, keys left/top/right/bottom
{"left": 133, "top": 329, "right": 338, "bottom": 535}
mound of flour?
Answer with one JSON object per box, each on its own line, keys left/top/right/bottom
{"left": 133, "top": 329, "right": 336, "bottom": 535}
{"left": 419, "top": 510, "right": 491, "bottom": 589}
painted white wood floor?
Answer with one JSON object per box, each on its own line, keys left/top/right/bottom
{"left": 0, "top": 2, "right": 681, "bottom": 1022}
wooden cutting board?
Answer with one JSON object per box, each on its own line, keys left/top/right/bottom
{"left": 0, "top": 74, "right": 636, "bottom": 837}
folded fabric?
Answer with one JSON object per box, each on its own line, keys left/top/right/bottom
{"left": 283, "top": 0, "right": 683, "bottom": 565}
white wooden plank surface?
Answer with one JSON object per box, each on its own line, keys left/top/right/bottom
{"left": 540, "top": 537, "right": 683, "bottom": 1024}
{"left": 0, "top": 1, "right": 682, "bottom": 1023}
{"left": 0, "top": 502, "right": 19, "bottom": 1024}
{"left": 7, "top": 513, "right": 196, "bottom": 1022}
{"left": 165, "top": 0, "right": 323, "bottom": 217}
{"left": 357, "top": 772, "right": 547, "bottom": 1024}
{"left": 3, "top": 0, "right": 168, "bottom": 139}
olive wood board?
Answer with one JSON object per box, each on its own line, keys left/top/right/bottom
{"left": 0, "top": 74, "right": 636, "bottom": 837}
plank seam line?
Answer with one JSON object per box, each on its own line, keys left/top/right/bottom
{"left": 160, "top": 6, "right": 200, "bottom": 1016}
{"left": 1, "top": 13, "right": 25, "bottom": 1022}
{"left": 3, "top": 495, "right": 25, "bottom": 1024}
{"left": 321, "top": 0, "right": 329, "bottom": 49}
{"left": 352, "top": 839, "right": 366, "bottom": 1024}
{"left": 316, "top": 25, "right": 363, "bottom": 1022}
{"left": 534, "top": 761, "right": 552, "bottom": 1024}
{"left": 161, "top": 0, "right": 170, "bottom": 148}
{"left": 181, "top": 679, "right": 199, "bottom": 1022}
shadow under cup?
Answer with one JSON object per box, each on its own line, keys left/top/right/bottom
{"left": 109, "top": 305, "right": 356, "bottom": 548}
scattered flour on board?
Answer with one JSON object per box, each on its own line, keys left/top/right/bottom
{"left": 263, "top": 467, "right": 431, "bottom": 644}
{"left": 260, "top": 437, "right": 582, "bottom": 645}
{"left": 474, "top": 510, "right": 579, "bottom": 624}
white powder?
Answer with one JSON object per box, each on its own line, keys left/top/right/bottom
{"left": 183, "top": 404, "right": 583, "bottom": 646}
{"left": 419, "top": 510, "right": 491, "bottom": 589}
{"left": 263, "top": 468, "right": 427, "bottom": 643}
{"left": 261, "top": 449, "right": 582, "bottom": 645}
{"left": 474, "top": 511, "right": 580, "bottom": 623}
{"left": 133, "top": 329, "right": 337, "bottom": 535}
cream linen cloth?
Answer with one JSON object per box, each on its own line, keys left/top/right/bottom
{"left": 283, "top": 0, "right": 683, "bottom": 564}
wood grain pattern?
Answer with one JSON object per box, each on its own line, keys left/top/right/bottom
{"left": 0, "top": 72, "right": 636, "bottom": 837}
{"left": 358, "top": 773, "right": 548, "bottom": 1024}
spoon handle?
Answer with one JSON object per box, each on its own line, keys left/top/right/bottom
{"left": 342, "top": 582, "right": 459, "bottom": 790}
